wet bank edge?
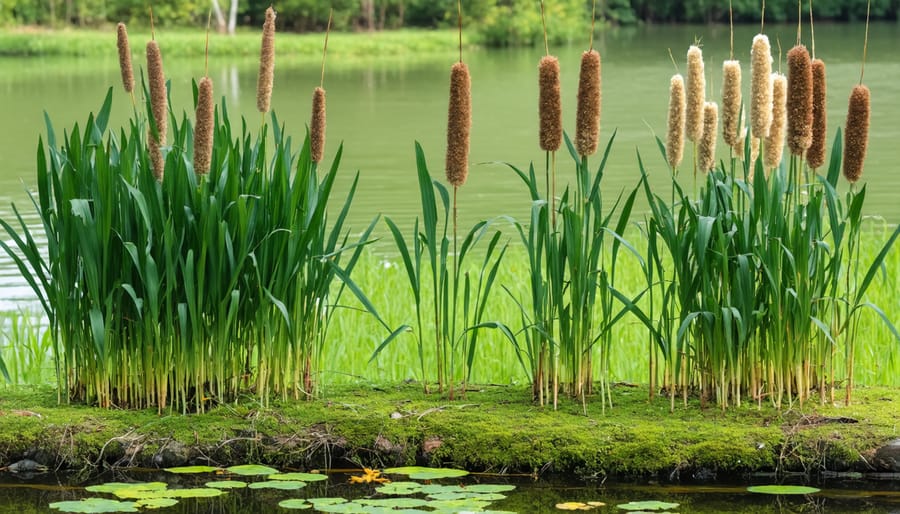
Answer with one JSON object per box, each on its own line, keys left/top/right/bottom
{"left": 1, "top": 385, "right": 898, "bottom": 480}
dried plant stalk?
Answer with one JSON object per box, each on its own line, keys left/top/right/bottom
{"left": 310, "top": 87, "right": 327, "bottom": 163}
{"left": 751, "top": 34, "right": 773, "bottom": 139}
{"left": 685, "top": 45, "right": 706, "bottom": 143}
{"left": 787, "top": 45, "right": 813, "bottom": 156}
{"left": 666, "top": 74, "right": 686, "bottom": 170}
{"left": 539, "top": 55, "right": 562, "bottom": 152}
{"left": 807, "top": 59, "right": 828, "bottom": 169}
{"left": 843, "top": 84, "right": 870, "bottom": 184}
{"left": 575, "top": 49, "right": 601, "bottom": 157}
{"left": 698, "top": 101, "right": 719, "bottom": 172}
{"left": 116, "top": 23, "right": 134, "bottom": 94}
{"left": 721, "top": 60, "right": 742, "bottom": 148}
{"left": 193, "top": 77, "right": 214, "bottom": 175}
{"left": 764, "top": 73, "right": 787, "bottom": 171}
{"left": 446, "top": 62, "right": 471, "bottom": 187}
{"left": 256, "top": 7, "right": 276, "bottom": 113}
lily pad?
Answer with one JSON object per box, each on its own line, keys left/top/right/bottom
{"left": 205, "top": 480, "right": 247, "bottom": 489}
{"left": 49, "top": 498, "right": 139, "bottom": 513}
{"left": 616, "top": 500, "right": 680, "bottom": 511}
{"left": 164, "top": 465, "right": 220, "bottom": 474}
{"left": 135, "top": 498, "right": 179, "bottom": 509}
{"left": 226, "top": 464, "right": 280, "bottom": 476}
{"left": 384, "top": 466, "right": 469, "bottom": 480}
{"left": 308, "top": 498, "right": 348, "bottom": 506}
{"left": 248, "top": 480, "right": 307, "bottom": 490}
{"left": 556, "top": 502, "right": 596, "bottom": 511}
{"left": 376, "top": 481, "right": 424, "bottom": 495}
{"left": 747, "top": 485, "right": 821, "bottom": 495}
{"left": 114, "top": 487, "right": 224, "bottom": 500}
{"left": 277, "top": 499, "right": 313, "bottom": 510}
{"left": 269, "top": 472, "right": 328, "bottom": 482}
{"left": 85, "top": 483, "right": 167, "bottom": 494}
{"left": 462, "top": 484, "right": 516, "bottom": 493}
{"left": 427, "top": 491, "right": 507, "bottom": 501}
{"left": 355, "top": 498, "right": 430, "bottom": 508}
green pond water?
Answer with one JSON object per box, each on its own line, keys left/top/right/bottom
{"left": 1, "top": 22, "right": 899, "bottom": 308}
{"left": 1, "top": 469, "right": 899, "bottom": 513}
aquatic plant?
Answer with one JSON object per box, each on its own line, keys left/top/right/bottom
{"left": 256, "top": 6, "right": 276, "bottom": 114}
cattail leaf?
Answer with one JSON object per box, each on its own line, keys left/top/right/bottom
{"left": 95, "top": 88, "right": 113, "bottom": 138}
{"left": 853, "top": 223, "right": 900, "bottom": 306}
{"left": 384, "top": 217, "right": 420, "bottom": 303}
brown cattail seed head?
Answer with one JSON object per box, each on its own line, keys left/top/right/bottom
{"left": 575, "top": 49, "right": 601, "bottom": 157}
{"left": 116, "top": 23, "right": 134, "bottom": 94}
{"left": 764, "top": 73, "right": 787, "bottom": 171}
{"left": 807, "top": 59, "right": 828, "bottom": 169}
{"left": 445, "top": 62, "right": 471, "bottom": 187}
{"left": 256, "top": 7, "right": 276, "bottom": 113}
{"left": 685, "top": 45, "right": 706, "bottom": 143}
{"left": 786, "top": 45, "right": 813, "bottom": 156}
{"left": 666, "top": 74, "right": 686, "bottom": 170}
{"left": 842, "top": 84, "right": 870, "bottom": 184}
{"left": 146, "top": 39, "right": 167, "bottom": 180}
{"left": 750, "top": 134, "right": 761, "bottom": 165}
{"left": 310, "top": 87, "right": 327, "bottom": 163}
{"left": 721, "top": 60, "right": 742, "bottom": 148}
{"left": 751, "top": 34, "right": 773, "bottom": 139}
{"left": 193, "top": 77, "right": 214, "bottom": 175}
{"left": 698, "top": 102, "right": 719, "bottom": 172}
{"left": 538, "top": 55, "right": 562, "bottom": 152}
{"left": 149, "top": 137, "right": 164, "bottom": 182}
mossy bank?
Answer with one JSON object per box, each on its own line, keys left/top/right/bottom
{"left": 2, "top": 384, "right": 898, "bottom": 480}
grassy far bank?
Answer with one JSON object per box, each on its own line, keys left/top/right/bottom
{"left": 0, "top": 26, "right": 467, "bottom": 58}
{"left": 1, "top": 383, "right": 898, "bottom": 477}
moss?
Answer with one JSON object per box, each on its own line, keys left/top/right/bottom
{"left": 1, "top": 384, "right": 898, "bottom": 478}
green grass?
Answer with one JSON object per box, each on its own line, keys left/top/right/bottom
{"left": 0, "top": 27, "right": 468, "bottom": 59}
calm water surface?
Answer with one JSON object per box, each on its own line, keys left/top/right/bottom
{"left": 1, "top": 23, "right": 899, "bottom": 307}
{"left": 1, "top": 471, "right": 899, "bottom": 513}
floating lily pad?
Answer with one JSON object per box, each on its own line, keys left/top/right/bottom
{"left": 164, "top": 465, "right": 220, "bottom": 474}
{"left": 49, "top": 498, "right": 139, "bottom": 513}
{"left": 269, "top": 472, "right": 328, "bottom": 482}
{"left": 205, "top": 480, "right": 247, "bottom": 489}
{"left": 462, "top": 484, "right": 516, "bottom": 493}
{"left": 427, "top": 491, "right": 507, "bottom": 501}
{"left": 556, "top": 502, "right": 596, "bottom": 511}
{"left": 427, "top": 498, "right": 492, "bottom": 510}
{"left": 114, "top": 487, "right": 224, "bottom": 500}
{"left": 356, "top": 498, "right": 430, "bottom": 508}
{"left": 376, "top": 481, "right": 424, "bottom": 495}
{"left": 616, "top": 500, "right": 680, "bottom": 511}
{"left": 248, "top": 480, "right": 307, "bottom": 490}
{"left": 277, "top": 499, "right": 313, "bottom": 510}
{"left": 85, "top": 483, "right": 167, "bottom": 494}
{"left": 384, "top": 466, "right": 469, "bottom": 480}
{"left": 226, "top": 464, "right": 280, "bottom": 476}
{"left": 308, "top": 498, "right": 348, "bottom": 506}
{"left": 135, "top": 498, "right": 179, "bottom": 509}
{"left": 747, "top": 485, "right": 821, "bottom": 495}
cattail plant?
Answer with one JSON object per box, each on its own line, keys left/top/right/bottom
{"left": 764, "top": 73, "right": 787, "bottom": 171}
{"left": 750, "top": 34, "right": 773, "bottom": 139}
{"left": 685, "top": 45, "right": 705, "bottom": 144}
{"left": 666, "top": 74, "right": 686, "bottom": 171}
{"left": 786, "top": 45, "right": 813, "bottom": 156}
{"left": 575, "top": 49, "right": 601, "bottom": 157}
{"left": 808, "top": 58, "right": 828, "bottom": 169}
{"left": 256, "top": 6, "right": 276, "bottom": 114}
{"left": 843, "top": 85, "right": 870, "bottom": 184}
{"left": 116, "top": 23, "right": 134, "bottom": 98}
{"left": 146, "top": 39, "right": 167, "bottom": 181}
{"left": 721, "top": 60, "right": 742, "bottom": 149}
{"left": 193, "top": 77, "right": 214, "bottom": 175}
{"left": 310, "top": 10, "right": 332, "bottom": 164}
{"left": 539, "top": 56, "right": 562, "bottom": 153}
{"left": 698, "top": 102, "right": 719, "bottom": 172}
{"left": 445, "top": 62, "right": 471, "bottom": 187}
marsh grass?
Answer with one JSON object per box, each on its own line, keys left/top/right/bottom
{"left": 0, "top": 310, "right": 53, "bottom": 386}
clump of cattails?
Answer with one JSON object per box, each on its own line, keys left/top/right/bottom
{"left": 786, "top": 45, "right": 813, "bottom": 156}
{"left": 842, "top": 85, "right": 870, "bottom": 183}
{"left": 750, "top": 34, "right": 773, "bottom": 139}
{"left": 575, "top": 49, "right": 601, "bottom": 157}
{"left": 666, "top": 74, "right": 686, "bottom": 170}
{"left": 310, "top": 87, "right": 327, "bottom": 164}
{"left": 445, "top": 62, "right": 471, "bottom": 187}
{"left": 116, "top": 23, "right": 134, "bottom": 95}
{"left": 685, "top": 45, "right": 706, "bottom": 143}
{"left": 539, "top": 56, "right": 562, "bottom": 152}
{"left": 256, "top": 7, "right": 276, "bottom": 114}
{"left": 764, "top": 73, "right": 787, "bottom": 171}
{"left": 698, "top": 101, "right": 719, "bottom": 172}
{"left": 146, "top": 39, "right": 167, "bottom": 181}
{"left": 721, "top": 60, "right": 742, "bottom": 149}
{"left": 807, "top": 59, "right": 828, "bottom": 169}
{"left": 193, "top": 77, "right": 214, "bottom": 175}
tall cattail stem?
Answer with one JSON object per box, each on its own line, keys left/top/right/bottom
{"left": 685, "top": 45, "right": 705, "bottom": 144}
{"left": 764, "top": 73, "right": 786, "bottom": 173}
{"left": 310, "top": 87, "right": 327, "bottom": 164}
{"left": 751, "top": 34, "right": 773, "bottom": 139}
{"left": 446, "top": 62, "right": 471, "bottom": 187}
{"left": 721, "top": 60, "right": 742, "bottom": 150}
{"left": 787, "top": 45, "right": 813, "bottom": 157}
{"left": 193, "top": 77, "right": 214, "bottom": 175}
{"left": 146, "top": 39, "right": 167, "bottom": 181}
{"left": 116, "top": 23, "right": 135, "bottom": 105}
{"left": 808, "top": 59, "right": 827, "bottom": 169}
{"left": 666, "top": 74, "right": 686, "bottom": 172}
{"left": 256, "top": 7, "right": 276, "bottom": 120}
{"left": 575, "top": 50, "right": 601, "bottom": 157}
{"left": 842, "top": 85, "right": 870, "bottom": 184}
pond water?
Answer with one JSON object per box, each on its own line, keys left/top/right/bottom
{"left": 1, "top": 23, "right": 899, "bottom": 308}
{"left": 1, "top": 469, "right": 899, "bottom": 513}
